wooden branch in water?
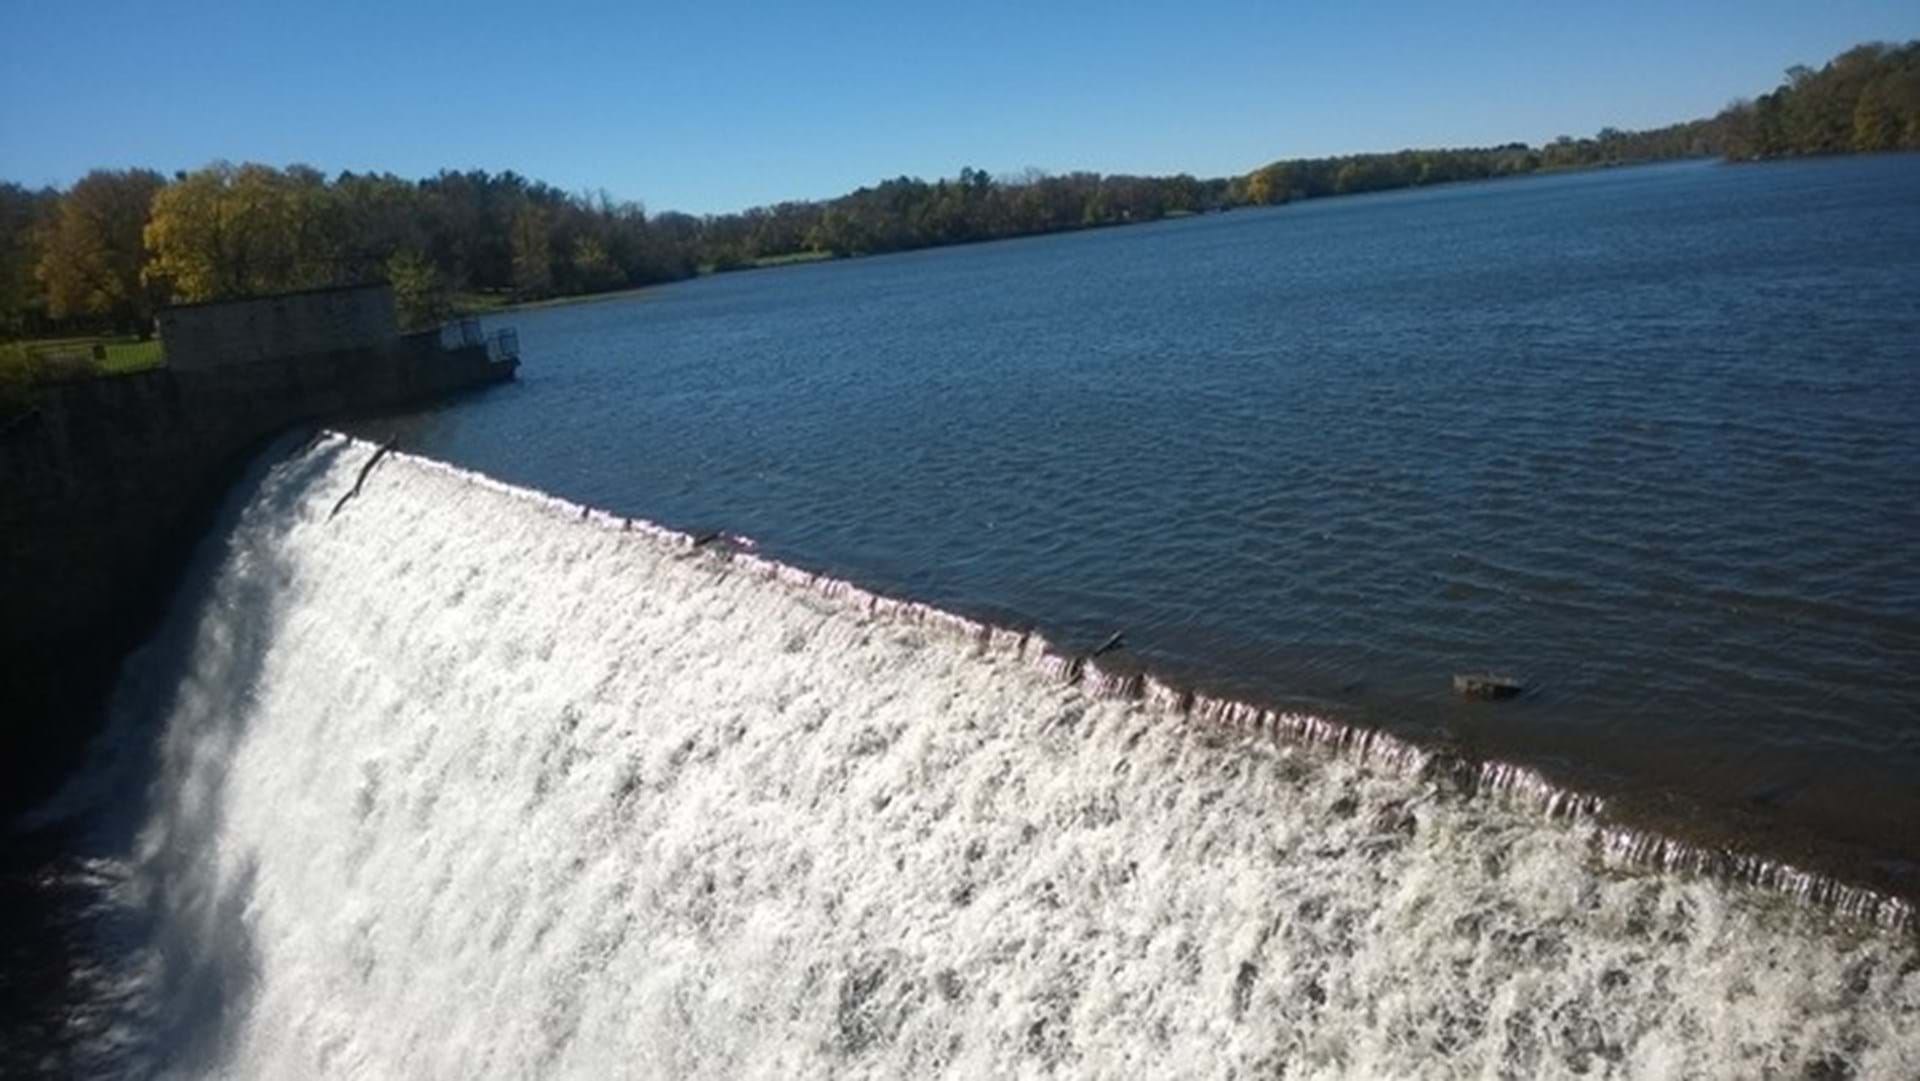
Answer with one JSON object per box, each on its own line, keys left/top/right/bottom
{"left": 330, "top": 439, "right": 399, "bottom": 520}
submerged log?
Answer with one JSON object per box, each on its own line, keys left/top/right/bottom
{"left": 329, "top": 438, "right": 400, "bottom": 520}
{"left": 1453, "top": 673, "right": 1525, "bottom": 700}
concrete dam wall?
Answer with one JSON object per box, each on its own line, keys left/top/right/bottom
{"left": 0, "top": 333, "right": 516, "bottom": 815}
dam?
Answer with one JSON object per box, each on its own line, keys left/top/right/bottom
{"left": 15, "top": 435, "right": 1917, "bottom": 1078}
{"left": 0, "top": 285, "right": 518, "bottom": 818}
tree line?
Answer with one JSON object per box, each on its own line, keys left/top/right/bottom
{"left": 1717, "top": 42, "right": 1920, "bottom": 158}
{"left": 0, "top": 165, "right": 698, "bottom": 338}
{"left": 2, "top": 40, "right": 1914, "bottom": 342}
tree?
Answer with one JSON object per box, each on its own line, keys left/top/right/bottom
{"left": 385, "top": 248, "right": 449, "bottom": 331}
{"left": 145, "top": 162, "right": 343, "bottom": 302}
{"left": 0, "top": 183, "right": 53, "bottom": 335}
{"left": 1723, "top": 41, "right": 1920, "bottom": 158}
{"left": 1852, "top": 59, "right": 1920, "bottom": 150}
{"left": 509, "top": 204, "right": 552, "bottom": 299}
{"left": 143, "top": 166, "right": 234, "bottom": 302}
{"left": 1854, "top": 78, "right": 1902, "bottom": 150}
{"left": 36, "top": 168, "right": 165, "bottom": 333}
{"left": 1244, "top": 165, "right": 1286, "bottom": 206}
{"left": 333, "top": 171, "right": 422, "bottom": 280}
{"left": 568, "top": 234, "right": 620, "bottom": 293}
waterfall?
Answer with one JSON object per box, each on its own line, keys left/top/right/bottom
{"left": 38, "top": 434, "right": 1919, "bottom": 1078}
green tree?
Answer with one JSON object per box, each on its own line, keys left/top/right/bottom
{"left": 333, "top": 171, "right": 422, "bottom": 280}
{"left": 36, "top": 168, "right": 165, "bottom": 333}
{"left": 1854, "top": 77, "right": 1903, "bottom": 149}
{"left": 509, "top": 204, "right": 552, "bottom": 299}
{"left": 1728, "top": 42, "right": 1920, "bottom": 158}
{"left": 385, "top": 248, "right": 449, "bottom": 331}
{"left": 568, "top": 234, "right": 620, "bottom": 293}
{"left": 0, "top": 183, "right": 53, "bottom": 335}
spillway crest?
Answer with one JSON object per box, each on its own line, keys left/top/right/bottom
{"left": 47, "top": 435, "right": 1920, "bottom": 1078}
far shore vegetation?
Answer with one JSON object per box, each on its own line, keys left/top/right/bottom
{"left": 2, "top": 40, "right": 1915, "bottom": 387}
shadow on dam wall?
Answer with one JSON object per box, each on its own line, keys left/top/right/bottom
{"left": 0, "top": 334, "right": 517, "bottom": 820}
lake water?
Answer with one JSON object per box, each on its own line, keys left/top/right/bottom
{"left": 368, "top": 157, "right": 1920, "bottom": 896}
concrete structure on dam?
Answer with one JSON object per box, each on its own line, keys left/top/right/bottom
{"left": 156, "top": 282, "right": 402, "bottom": 371}
{"left": 0, "top": 284, "right": 519, "bottom": 815}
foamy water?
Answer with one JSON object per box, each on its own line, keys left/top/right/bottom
{"left": 43, "top": 436, "right": 1920, "bottom": 1078}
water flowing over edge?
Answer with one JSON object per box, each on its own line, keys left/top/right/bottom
{"left": 364, "top": 434, "right": 1913, "bottom": 936}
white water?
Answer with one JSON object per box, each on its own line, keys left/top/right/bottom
{"left": 51, "top": 436, "right": 1920, "bottom": 1078}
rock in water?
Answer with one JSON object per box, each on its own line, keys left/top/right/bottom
{"left": 1454, "top": 673, "right": 1525, "bottom": 700}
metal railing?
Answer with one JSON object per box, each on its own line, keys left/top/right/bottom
{"left": 438, "top": 319, "right": 517, "bottom": 363}
{"left": 440, "top": 318, "right": 486, "bottom": 351}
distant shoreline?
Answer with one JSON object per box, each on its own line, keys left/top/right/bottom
{"left": 452, "top": 157, "right": 1730, "bottom": 318}
{"left": 453, "top": 250, "right": 843, "bottom": 316}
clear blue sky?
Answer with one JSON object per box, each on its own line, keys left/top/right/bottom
{"left": 3, "top": 1, "right": 1916, "bottom": 215}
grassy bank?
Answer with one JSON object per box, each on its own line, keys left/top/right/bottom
{"left": 20, "top": 335, "right": 165, "bottom": 374}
